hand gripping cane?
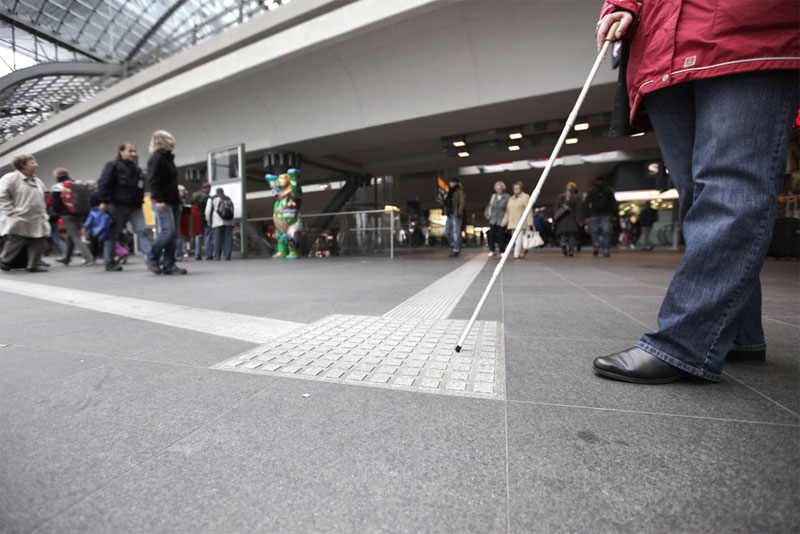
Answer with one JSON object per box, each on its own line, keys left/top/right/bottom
{"left": 455, "top": 22, "right": 620, "bottom": 352}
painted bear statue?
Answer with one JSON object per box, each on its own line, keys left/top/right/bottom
{"left": 266, "top": 168, "right": 302, "bottom": 259}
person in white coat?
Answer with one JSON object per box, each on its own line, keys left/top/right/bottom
{"left": 205, "top": 187, "right": 235, "bottom": 260}
{"left": 0, "top": 154, "right": 51, "bottom": 272}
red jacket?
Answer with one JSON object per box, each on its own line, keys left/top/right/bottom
{"left": 601, "top": 0, "right": 800, "bottom": 129}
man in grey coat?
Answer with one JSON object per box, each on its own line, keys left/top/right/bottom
{"left": 0, "top": 154, "right": 51, "bottom": 272}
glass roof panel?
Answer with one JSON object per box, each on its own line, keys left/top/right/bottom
{"left": 1, "top": 0, "right": 284, "bottom": 144}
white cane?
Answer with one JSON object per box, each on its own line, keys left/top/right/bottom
{"left": 455, "top": 22, "right": 620, "bottom": 352}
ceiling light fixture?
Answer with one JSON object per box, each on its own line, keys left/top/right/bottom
{"left": 453, "top": 140, "right": 466, "bottom": 147}
{"left": 458, "top": 151, "right": 470, "bottom": 158}
{"left": 631, "top": 132, "right": 645, "bottom": 137}
{"left": 574, "top": 122, "right": 589, "bottom": 131}
{"left": 565, "top": 138, "right": 578, "bottom": 145}
{"left": 508, "top": 132, "right": 523, "bottom": 140}
{"left": 508, "top": 145, "right": 521, "bottom": 151}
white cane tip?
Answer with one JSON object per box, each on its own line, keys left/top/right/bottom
{"left": 455, "top": 345, "right": 462, "bottom": 353}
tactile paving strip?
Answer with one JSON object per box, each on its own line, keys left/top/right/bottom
{"left": 212, "top": 314, "right": 505, "bottom": 399}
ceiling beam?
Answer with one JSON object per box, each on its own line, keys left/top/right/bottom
{"left": 0, "top": 61, "right": 117, "bottom": 94}
{"left": 123, "top": 0, "right": 191, "bottom": 62}
{"left": 0, "top": 9, "right": 107, "bottom": 62}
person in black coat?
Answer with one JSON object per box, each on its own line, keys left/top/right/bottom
{"left": 97, "top": 143, "right": 152, "bottom": 271}
{"left": 585, "top": 176, "right": 618, "bottom": 257}
{"left": 144, "top": 130, "right": 186, "bottom": 275}
{"left": 638, "top": 201, "right": 657, "bottom": 250}
{"left": 555, "top": 181, "right": 583, "bottom": 256}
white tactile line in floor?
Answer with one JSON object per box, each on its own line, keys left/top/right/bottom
{"left": 212, "top": 314, "right": 506, "bottom": 400}
{"left": 383, "top": 254, "right": 488, "bottom": 320}
{"left": 0, "top": 278, "right": 303, "bottom": 344}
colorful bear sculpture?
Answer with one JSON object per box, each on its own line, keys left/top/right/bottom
{"left": 266, "top": 168, "right": 302, "bottom": 259}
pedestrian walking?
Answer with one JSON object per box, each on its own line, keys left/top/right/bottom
{"left": 554, "top": 182, "right": 583, "bottom": 257}
{"left": 97, "top": 143, "right": 153, "bottom": 271}
{"left": 585, "top": 176, "right": 617, "bottom": 257}
{"left": 0, "top": 154, "right": 51, "bottom": 272}
{"left": 48, "top": 168, "right": 95, "bottom": 266}
{"left": 501, "top": 181, "right": 533, "bottom": 259}
{"left": 191, "top": 183, "right": 213, "bottom": 260}
{"left": 205, "top": 187, "right": 235, "bottom": 261}
{"left": 638, "top": 201, "right": 657, "bottom": 250}
{"left": 443, "top": 178, "right": 465, "bottom": 257}
{"left": 145, "top": 130, "right": 186, "bottom": 275}
{"left": 485, "top": 181, "right": 509, "bottom": 257}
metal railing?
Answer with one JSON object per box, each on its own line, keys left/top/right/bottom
{"left": 244, "top": 209, "right": 436, "bottom": 258}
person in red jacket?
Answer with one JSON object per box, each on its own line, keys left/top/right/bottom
{"left": 592, "top": 1, "right": 799, "bottom": 384}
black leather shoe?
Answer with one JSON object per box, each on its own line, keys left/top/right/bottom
{"left": 25, "top": 266, "right": 48, "bottom": 273}
{"left": 726, "top": 349, "right": 766, "bottom": 361}
{"left": 593, "top": 347, "right": 689, "bottom": 384}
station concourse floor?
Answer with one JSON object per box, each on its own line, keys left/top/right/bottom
{"left": 0, "top": 248, "right": 797, "bottom": 534}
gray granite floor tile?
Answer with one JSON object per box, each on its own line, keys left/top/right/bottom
{"left": 724, "top": 346, "right": 800, "bottom": 415}
{"left": 40, "top": 319, "right": 258, "bottom": 367}
{"left": 502, "top": 298, "right": 647, "bottom": 342}
{"left": 34, "top": 378, "right": 508, "bottom": 534}
{"left": 763, "top": 318, "right": 800, "bottom": 349}
{"left": 0, "top": 345, "right": 109, "bottom": 396}
{"left": 507, "top": 403, "right": 799, "bottom": 534}
{"left": 504, "top": 336, "right": 799, "bottom": 424}
{"left": 0, "top": 362, "right": 267, "bottom": 534}
{"left": 31, "top": 255, "right": 467, "bottom": 323}
{"left": 0, "top": 293, "right": 129, "bottom": 345}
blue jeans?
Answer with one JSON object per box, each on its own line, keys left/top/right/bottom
{"left": 444, "top": 216, "right": 462, "bottom": 252}
{"left": 559, "top": 232, "right": 576, "bottom": 254}
{"left": 637, "top": 70, "right": 797, "bottom": 382}
{"left": 104, "top": 204, "right": 152, "bottom": 265}
{"left": 147, "top": 203, "right": 180, "bottom": 272}
{"left": 212, "top": 225, "right": 233, "bottom": 260}
{"left": 590, "top": 216, "right": 612, "bottom": 255}
{"left": 195, "top": 226, "right": 212, "bottom": 258}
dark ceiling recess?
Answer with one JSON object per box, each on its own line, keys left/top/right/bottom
{"left": 440, "top": 113, "right": 613, "bottom": 159}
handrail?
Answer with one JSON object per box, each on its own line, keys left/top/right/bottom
{"left": 247, "top": 209, "right": 401, "bottom": 223}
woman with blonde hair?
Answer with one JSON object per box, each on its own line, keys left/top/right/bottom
{"left": 484, "top": 180, "right": 509, "bottom": 257}
{"left": 500, "top": 181, "right": 533, "bottom": 259}
{"left": 554, "top": 181, "right": 583, "bottom": 257}
{"left": 145, "top": 130, "right": 186, "bottom": 275}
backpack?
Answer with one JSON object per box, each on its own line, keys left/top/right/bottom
{"left": 60, "top": 181, "right": 91, "bottom": 215}
{"left": 592, "top": 188, "right": 615, "bottom": 212}
{"left": 216, "top": 195, "right": 234, "bottom": 220}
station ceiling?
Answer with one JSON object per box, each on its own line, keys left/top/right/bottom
{"left": 1, "top": 0, "right": 278, "bottom": 143}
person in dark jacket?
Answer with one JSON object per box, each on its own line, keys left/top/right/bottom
{"left": 555, "top": 182, "right": 583, "bottom": 257}
{"left": 442, "top": 178, "right": 466, "bottom": 257}
{"left": 144, "top": 130, "right": 186, "bottom": 275}
{"left": 638, "top": 201, "right": 656, "bottom": 251}
{"left": 48, "top": 168, "right": 94, "bottom": 266}
{"left": 97, "top": 143, "right": 152, "bottom": 271}
{"left": 585, "top": 176, "right": 618, "bottom": 257}
{"left": 191, "top": 183, "right": 212, "bottom": 260}
{"left": 593, "top": 4, "right": 799, "bottom": 385}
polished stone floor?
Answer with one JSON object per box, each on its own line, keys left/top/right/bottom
{"left": 1, "top": 248, "right": 797, "bottom": 533}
